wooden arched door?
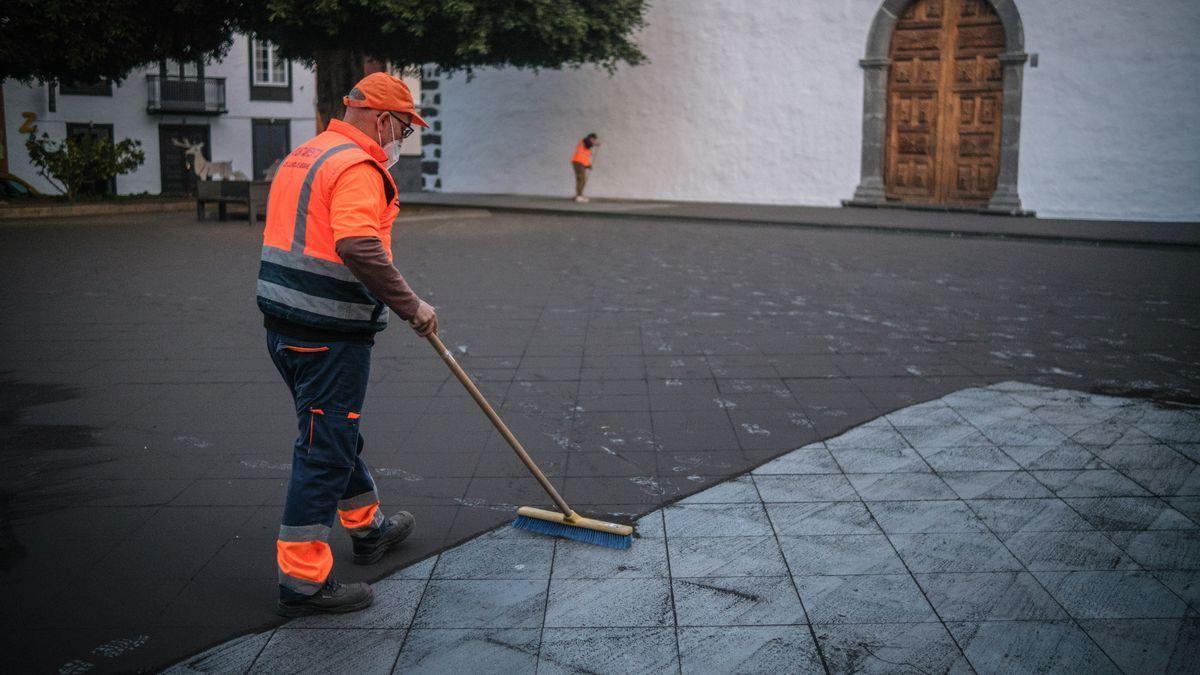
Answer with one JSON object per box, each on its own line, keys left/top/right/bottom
{"left": 885, "top": 0, "right": 1005, "bottom": 205}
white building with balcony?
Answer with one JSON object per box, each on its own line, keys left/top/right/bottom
{"left": 0, "top": 34, "right": 423, "bottom": 197}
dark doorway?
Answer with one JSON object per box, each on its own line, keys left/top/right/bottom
{"left": 251, "top": 119, "right": 290, "bottom": 179}
{"left": 158, "top": 124, "right": 210, "bottom": 195}
{"left": 65, "top": 123, "right": 116, "bottom": 196}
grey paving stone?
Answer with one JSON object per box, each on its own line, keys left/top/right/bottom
{"left": 1032, "top": 469, "right": 1152, "bottom": 498}
{"left": 667, "top": 536, "right": 788, "bottom": 577}
{"left": 896, "top": 424, "right": 993, "bottom": 449}
{"left": 940, "top": 470, "right": 1054, "bottom": 499}
{"left": 391, "top": 555, "right": 438, "bottom": 579}
{"left": 977, "top": 421, "right": 1070, "bottom": 446}
{"left": 1127, "top": 465, "right": 1200, "bottom": 496}
{"left": 794, "top": 574, "right": 936, "bottom": 624}
{"left": 673, "top": 576, "right": 806, "bottom": 627}
{"left": 249, "top": 628, "right": 402, "bottom": 674}
{"left": 412, "top": 579, "right": 547, "bottom": 629}
{"left": 1032, "top": 403, "right": 1125, "bottom": 428}
{"left": 948, "top": 621, "right": 1120, "bottom": 674}
{"left": 999, "top": 441, "right": 1107, "bottom": 470}
{"left": 544, "top": 578, "right": 673, "bottom": 627}
{"left": 1138, "top": 421, "right": 1200, "bottom": 444}
{"left": 867, "top": 500, "right": 988, "bottom": 534}
{"left": 913, "top": 445, "right": 1019, "bottom": 472}
{"left": 1168, "top": 495, "right": 1200, "bottom": 523}
{"left": 432, "top": 537, "right": 555, "bottom": 579}
{"left": 915, "top": 572, "right": 1067, "bottom": 621}
{"left": 664, "top": 502, "right": 774, "bottom": 537}
{"left": 678, "top": 625, "right": 823, "bottom": 674}
{"left": 1107, "top": 530, "right": 1200, "bottom": 570}
{"left": 753, "top": 474, "right": 857, "bottom": 502}
{"left": 1078, "top": 618, "right": 1200, "bottom": 675}
{"left": 814, "top": 622, "right": 969, "bottom": 675}
{"left": 951, "top": 405, "right": 1040, "bottom": 428}
{"left": 942, "top": 389, "right": 1019, "bottom": 409}
{"left": 1065, "top": 497, "right": 1197, "bottom": 531}
{"left": 829, "top": 446, "right": 930, "bottom": 474}
{"left": 289, "top": 579, "right": 426, "bottom": 630}
{"left": 779, "top": 535, "right": 906, "bottom": 576}
{"left": 1174, "top": 443, "right": 1200, "bottom": 464}
{"left": 885, "top": 402, "right": 966, "bottom": 427}
{"left": 750, "top": 443, "right": 841, "bottom": 475}
{"left": 538, "top": 627, "right": 678, "bottom": 675}
{"left": 394, "top": 628, "right": 540, "bottom": 674}
{"left": 1153, "top": 571, "right": 1200, "bottom": 609}
{"left": 163, "top": 630, "right": 272, "bottom": 674}
{"left": 765, "top": 502, "right": 881, "bottom": 536}
{"left": 677, "top": 474, "right": 760, "bottom": 503}
{"left": 635, "top": 510, "right": 665, "bottom": 538}
{"left": 1034, "top": 570, "right": 1189, "bottom": 619}
{"left": 965, "top": 498, "right": 1093, "bottom": 532}
{"left": 847, "top": 473, "right": 955, "bottom": 500}
{"left": 826, "top": 425, "right": 912, "bottom": 452}
{"left": 1001, "top": 530, "right": 1138, "bottom": 571}
{"left": 1072, "top": 422, "right": 1162, "bottom": 447}
{"left": 890, "top": 532, "right": 1022, "bottom": 573}
{"left": 553, "top": 535, "right": 668, "bottom": 579}
{"left": 1090, "top": 443, "right": 1194, "bottom": 471}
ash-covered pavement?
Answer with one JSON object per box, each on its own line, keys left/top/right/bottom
{"left": 1, "top": 208, "right": 1198, "bottom": 672}
{"left": 170, "top": 382, "right": 1199, "bottom": 674}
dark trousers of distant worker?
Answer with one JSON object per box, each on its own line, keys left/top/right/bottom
{"left": 266, "top": 331, "right": 384, "bottom": 600}
{"left": 573, "top": 161, "right": 588, "bottom": 197}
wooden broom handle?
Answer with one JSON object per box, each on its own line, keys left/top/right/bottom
{"left": 426, "top": 332, "right": 576, "bottom": 518}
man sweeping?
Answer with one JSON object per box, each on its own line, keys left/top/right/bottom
{"left": 571, "top": 133, "right": 599, "bottom": 202}
{"left": 256, "top": 72, "right": 437, "bottom": 616}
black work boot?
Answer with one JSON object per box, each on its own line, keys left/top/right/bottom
{"left": 276, "top": 578, "right": 374, "bottom": 617}
{"left": 352, "top": 511, "right": 415, "bottom": 565}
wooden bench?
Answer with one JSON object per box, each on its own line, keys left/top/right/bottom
{"left": 196, "top": 180, "right": 270, "bottom": 226}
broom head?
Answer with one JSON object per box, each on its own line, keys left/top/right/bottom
{"left": 513, "top": 506, "right": 633, "bottom": 549}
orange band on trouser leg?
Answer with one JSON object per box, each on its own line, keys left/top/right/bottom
{"left": 338, "top": 490, "right": 384, "bottom": 536}
{"left": 277, "top": 525, "right": 333, "bottom": 595}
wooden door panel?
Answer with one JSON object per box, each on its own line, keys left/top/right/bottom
{"left": 884, "top": 0, "right": 1005, "bottom": 205}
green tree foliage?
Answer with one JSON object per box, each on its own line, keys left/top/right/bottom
{"left": 242, "top": 0, "right": 648, "bottom": 125}
{"left": 1, "top": 1, "right": 647, "bottom": 123}
{"left": 25, "top": 132, "right": 145, "bottom": 200}
{"left": 0, "top": 1, "right": 242, "bottom": 83}
{"left": 245, "top": 0, "right": 647, "bottom": 73}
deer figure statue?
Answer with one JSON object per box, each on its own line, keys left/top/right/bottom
{"left": 171, "top": 139, "right": 248, "bottom": 181}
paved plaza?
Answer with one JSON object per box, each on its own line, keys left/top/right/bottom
{"left": 170, "top": 382, "right": 1200, "bottom": 674}
{"left": 1, "top": 208, "right": 1198, "bottom": 672}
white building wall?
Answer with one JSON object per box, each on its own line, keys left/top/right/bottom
{"left": 436, "top": 0, "right": 1200, "bottom": 221}
{"left": 1017, "top": 0, "right": 1200, "bottom": 221}
{"left": 3, "top": 34, "right": 318, "bottom": 195}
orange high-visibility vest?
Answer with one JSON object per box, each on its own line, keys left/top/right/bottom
{"left": 257, "top": 120, "right": 399, "bottom": 333}
{"left": 572, "top": 141, "right": 592, "bottom": 167}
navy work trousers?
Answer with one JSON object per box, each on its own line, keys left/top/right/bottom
{"left": 266, "top": 331, "right": 383, "bottom": 598}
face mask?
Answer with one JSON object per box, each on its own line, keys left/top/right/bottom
{"left": 379, "top": 115, "right": 402, "bottom": 169}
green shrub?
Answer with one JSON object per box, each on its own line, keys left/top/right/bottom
{"left": 25, "top": 131, "right": 145, "bottom": 201}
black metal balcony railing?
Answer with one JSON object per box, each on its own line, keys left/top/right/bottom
{"left": 146, "top": 75, "right": 227, "bottom": 114}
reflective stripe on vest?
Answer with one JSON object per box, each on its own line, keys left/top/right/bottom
{"left": 256, "top": 142, "right": 389, "bottom": 333}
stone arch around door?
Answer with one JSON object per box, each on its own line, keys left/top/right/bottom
{"left": 849, "top": 0, "right": 1028, "bottom": 213}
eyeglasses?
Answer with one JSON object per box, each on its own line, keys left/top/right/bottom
{"left": 386, "top": 113, "right": 415, "bottom": 139}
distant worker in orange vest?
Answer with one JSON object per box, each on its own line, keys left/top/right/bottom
{"left": 256, "top": 72, "right": 436, "bottom": 617}
{"left": 571, "top": 133, "right": 600, "bottom": 202}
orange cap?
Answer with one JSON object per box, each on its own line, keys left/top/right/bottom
{"left": 342, "top": 72, "right": 429, "bottom": 128}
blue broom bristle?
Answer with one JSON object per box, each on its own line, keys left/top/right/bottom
{"left": 512, "top": 514, "right": 633, "bottom": 549}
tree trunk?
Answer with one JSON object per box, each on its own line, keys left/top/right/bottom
{"left": 314, "top": 48, "right": 364, "bottom": 132}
